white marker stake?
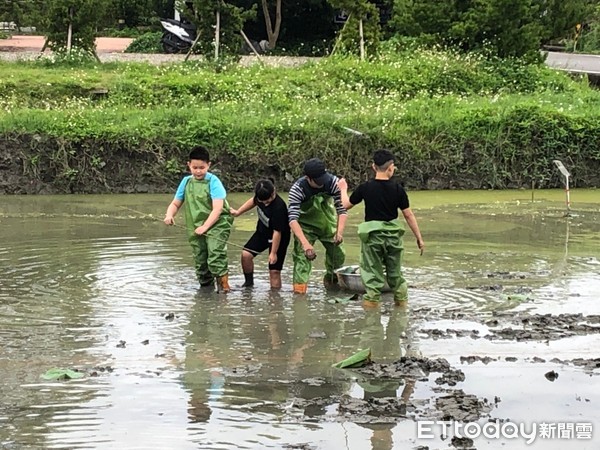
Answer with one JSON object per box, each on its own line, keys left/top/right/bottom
{"left": 341, "top": 126, "right": 365, "bottom": 137}
{"left": 553, "top": 160, "right": 571, "bottom": 213}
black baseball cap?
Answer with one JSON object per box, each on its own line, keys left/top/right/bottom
{"left": 303, "top": 158, "right": 329, "bottom": 185}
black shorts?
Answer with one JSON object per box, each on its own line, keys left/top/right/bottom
{"left": 243, "top": 231, "right": 290, "bottom": 271}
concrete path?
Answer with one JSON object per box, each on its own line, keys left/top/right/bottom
{"left": 2, "top": 36, "right": 600, "bottom": 74}
{"left": 545, "top": 51, "right": 600, "bottom": 75}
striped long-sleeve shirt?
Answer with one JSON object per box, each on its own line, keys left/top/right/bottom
{"left": 287, "top": 173, "right": 347, "bottom": 222}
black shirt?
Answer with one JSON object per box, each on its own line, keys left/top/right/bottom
{"left": 256, "top": 194, "right": 291, "bottom": 239}
{"left": 349, "top": 179, "right": 410, "bottom": 222}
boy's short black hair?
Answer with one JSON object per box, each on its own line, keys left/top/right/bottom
{"left": 254, "top": 178, "right": 276, "bottom": 203}
{"left": 373, "top": 149, "right": 395, "bottom": 167}
{"left": 189, "top": 146, "right": 210, "bottom": 163}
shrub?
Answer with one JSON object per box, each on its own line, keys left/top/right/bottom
{"left": 125, "top": 31, "right": 163, "bottom": 53}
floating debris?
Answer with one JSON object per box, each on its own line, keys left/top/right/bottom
{"left": 41, "top": 368, "right": 84, "bottom": 381}
{"left": 545, "top": 370, "right": 559, "bottom": 382}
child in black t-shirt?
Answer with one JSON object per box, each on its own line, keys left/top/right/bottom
{"left": 337, "top": 150, "right": 425, "bottom": 307}
{"left": 230, "top": 179, "right": 291, "bottom": 289}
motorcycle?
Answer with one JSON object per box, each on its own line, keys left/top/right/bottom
{"left": 159, "top": 15, "right": 270, "bottom": 55}
{"left": 159, "top": 17, "right": 197, "bottom": 54}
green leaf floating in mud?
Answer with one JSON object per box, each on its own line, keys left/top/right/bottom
{"left": 332, "top": 348, "right": 371, "bottom": 368}
{"left": 502, "top": 294, "right": 530, "bottom": 303}
{"left": 41, "top": 368, "right": 85, "bottom": 380}
{"left": 327, "top": 293, "right": 360, "bottom": 305}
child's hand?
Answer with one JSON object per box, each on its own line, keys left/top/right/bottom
{"left": 337, "top": 178, "right": 348, "bottom": 191}
{"left": 164, "top": 216, "right": 175, "bottom": 225}
{"left": 304, "top": 248, "right": 317, "bottom": 261}
{"left": 230, "top": 208, "right": 239, "bottom": 217}
{"left": 417, "top": 238, "right": 425, "bottom": 255}
{"left": 269, "top": 252, "right": 278, "bottom": 265}
{"left": 302, "top": 242, "right": 317, "bottom": 261}
{"left": 333, "top": 233, "right": 344, "bottom": 246}
{"left": 195, "top": 225, "right": 207, "bottom": 235}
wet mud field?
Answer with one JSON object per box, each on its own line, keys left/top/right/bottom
{"left": 0, "top": 190, "right": 599, "bottom": 449}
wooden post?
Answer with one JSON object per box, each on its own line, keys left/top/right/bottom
{"left": 359, "top": 19, "right": 365, "bottom": 61}
{"left": 185, "top": 30, "right": 202, "bottom": 62}
{"left": 66, "top": 7, "right": 73, "bottom": 53}
{"left": 240, "top": 30, "right": 264, "bottom": 65}
{"left": 330, "top": 14, "right": 351, "bottom": 57}
{"left": 215, "top": 10, "right": 220, "bottom": 60}
{"left": 553, "top": 160, "right": 572, "bottom": 216}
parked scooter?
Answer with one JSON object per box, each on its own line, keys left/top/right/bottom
{"left": 159, "top": 14, "right": 270, "bottom": 55}
{"left": 159, "top": 17, "right": 197, "bottom": 54}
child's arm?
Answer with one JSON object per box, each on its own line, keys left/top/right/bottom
{"left": 330, "top": 177, "right": 347, "bottom": 245}
{"left": 401, "top": 207, "right": 425, "bottom": 255}
{"left": 195, "top": 199, "right": 224, "bottom": 235}
{"left": 269, "top": 230, "right": 282, "bottom": 264}
{"left": 334, "top": 213, "right": 347, "bottom": 246}
{"left": 288, "top": 181, "right": 315, "bottom": 256}
{"left": 230, "top": 196, "right": 255, "bottom": 217}
{"left": 336, "top": 178, "right": 354, "bottom": 210}
{"left": 164, "top": 199, "right": 183, "bottom": 225}
{"left": 289, "top": 220, "right": 312, "bottom": 253}
{"left": 165, "top": 176, "right": 189, "bottom": 225}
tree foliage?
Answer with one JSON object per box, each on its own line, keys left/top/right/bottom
{"left": 328, "top": 0, "right": 382, "bottom": 56}
{"left": 153, "top": 0, "right": 177, "bottom": 20}
{"left": 106, "top": 0, "right": 155, "bottom": 28}
{"left": 577, "top": 3, "right": 600, "bottom": 53}
{"left": 390, "top": 0, "right": 595, "bottom": 60}
{"left": 538, "top": 0, "right": 593, "bottom": 43}
{"left": 38, "top": 0, "right": 109, "bottom": 53}
{"left": 3, "top": 0, "right": 599, "bottom": 58}
{"left": 176, "top": 0, "right": 255, "bottom": 58}
{"left": 231, "top": 0, "right": 336, "bottom": 53}
{"left": 0, "top": 0, "right": 44, "bottom": 29}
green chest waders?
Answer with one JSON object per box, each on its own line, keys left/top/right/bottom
{"left": 292, "top": 194, "right": 345, "bottom": 287}
{"left": 357, "top": 219, "right": 407, "bottom": 303}
{"left": 183, "top": 178, "right": 233, "bottom": 284}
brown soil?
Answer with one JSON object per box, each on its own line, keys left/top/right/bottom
{"left": 0, "top": 35, "right": 133, "bottom": 53}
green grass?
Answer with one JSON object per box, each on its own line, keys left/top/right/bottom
{"left": 0, "top": 48, "right": 599, "bottom": 190}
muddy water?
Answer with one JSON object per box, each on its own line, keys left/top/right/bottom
{"left": 0, "top": 190, "right": 599, "bottom": 450}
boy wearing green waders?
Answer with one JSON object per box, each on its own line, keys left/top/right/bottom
{"left": 288, "top": 158, "right": 347, "bottom": 294}
{"left": 164, "top": 146, "right": 233, "bottom": 292}
{"left": 338, "top": 150, "right": 425, "bottom": 307}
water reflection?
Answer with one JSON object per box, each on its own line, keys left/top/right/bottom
{"left": 41, "top": 237, "right": 197, "bottom": 449}
{"left": 0, "top": 191, "right": 599, "bottom": 449}
{"left": 347, "top": 306, "right": 417, "bottom": 450}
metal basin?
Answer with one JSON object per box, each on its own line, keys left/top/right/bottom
{"left": 334, "top": 265, "right": 391, "bottom": 293}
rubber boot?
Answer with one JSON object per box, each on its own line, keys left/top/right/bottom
{"left": 362, "top": 299, "right": 380, "bottom": 309}
{"left": 216, "top": 275, "right": 231, "bottom": 293}
{"left": 393, "top": 282, "right": 408, "bottom": 305}
{"left": 199, "top": 275, "right": 214, "bottom": 288}
{"left": 293, "top": 283, "right": 308, "bottom": 294}
{"left": 242, "top": 272, "right": 254, "bottom": 287}
{"left": 323, "top": 273, "right": 339, "bottom": 289}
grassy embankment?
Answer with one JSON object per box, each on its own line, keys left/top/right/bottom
{"left": 0, "top": 49, "right": 599, "bottom": 193}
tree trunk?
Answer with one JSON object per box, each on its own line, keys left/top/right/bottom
{"left": 261, "top": 0, "right": 281, "bottom": 50}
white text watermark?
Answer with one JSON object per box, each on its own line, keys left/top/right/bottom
{"left": 417, "top": 421, "right": 593, "bottom": 444}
